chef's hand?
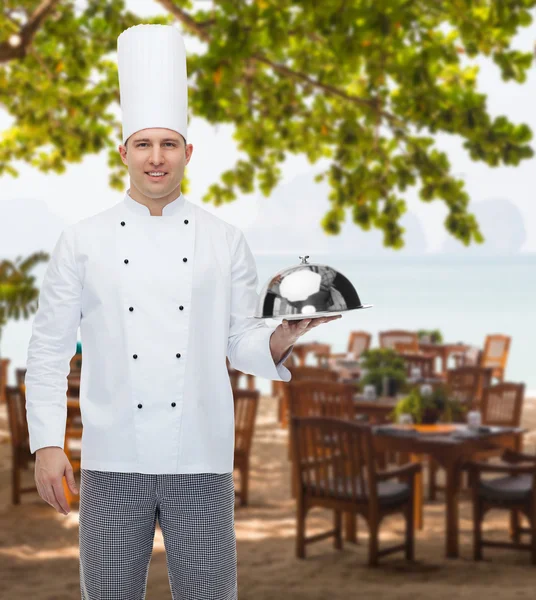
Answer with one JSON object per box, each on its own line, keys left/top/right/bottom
{"left": 280, "top": 314, "right": 342, "bottom": 345}
{"left": 35, "top": 446, "right": 79, "bottom": 515}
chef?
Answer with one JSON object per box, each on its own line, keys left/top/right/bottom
{"left": 24, "top": 24, "right": 341, "bottom": 600}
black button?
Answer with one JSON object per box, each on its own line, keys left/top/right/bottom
{"left": 176, "top": 353, "right": 181, "bottom": 358}
{"left": 184, "top": 219, "right": 189, "bottom": 224}
{"left": 183, "top": 257, "right": 187, "bottom": 262}
{"left": 121, "top": 221, "right": 125, "bottom": 226}
{"left": 179, "top": 305, "right": 184, "bottom": 310}
{"left": 133, "top": 354, "right": 138, "bottom": 359}
{"left": 137, "top": 403, "right": 142, "bottom": 409}
{"left": 171, "top": 402, "right": 176, "bottom": 407}
{"left": 124, "top": 259, "right": 129, "bottom": 264}
{"left": 129, "top": 307, "right": 134, "bottom": 311}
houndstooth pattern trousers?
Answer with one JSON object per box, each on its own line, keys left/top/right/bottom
{"left": 78, "top": 469, "right": 237, "bottom": 600}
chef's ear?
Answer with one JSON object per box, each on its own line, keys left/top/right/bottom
{"left": 185, "top": 143, "right": 193, "bottom": 163}
{"left": 118, "top": 144, "right": 128, "bottom": 164}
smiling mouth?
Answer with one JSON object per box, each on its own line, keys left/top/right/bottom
{"left": 145, "top": 172, "right": 168, "bottom": 180}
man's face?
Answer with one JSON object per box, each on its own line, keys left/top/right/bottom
{"left": 118, "top": 127, "right": 193, "bottom": 201}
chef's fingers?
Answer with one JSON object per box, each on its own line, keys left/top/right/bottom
{"left": 38, "top": 478, "right": 67, "bottom": 515}
{"left": 50, "top": 479, "right": 71, "bottom": 515}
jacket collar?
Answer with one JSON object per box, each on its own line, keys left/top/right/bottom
{"left": 123, "top": 188, "right": 186, "bottom": 217}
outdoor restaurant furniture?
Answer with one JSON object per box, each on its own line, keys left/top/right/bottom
{"left": 418, "top": 341, "right": 470, "bottom": 378}
{"left": 279, "top": 365, "right": 339, "bottom": 430}
{"left": 453, "top": 334, "right": 511, "bottom": 383}
{"left": 15, "top": 367, "right": 26, "bottom": 388}
{"left": 429, "top": 379, "right": 524, "bottom": 502}
{"left": 394, "top": 345, "right": 437, "bottom": 380}
{"left": 379, "top": 330, "right": 419, "bottom": 352}
{"left": 467, "top": 448, "right": 536, "bottom": 564}
{"left": 5, "top": 384, "right": 38, "bottom": 504}
{"left": 447, "top": 365, "right": 494, "bottom": 412}
{"left": 329, "top": 331, "right": 372, "bottom": 368}
{"left": 291, "top": 415, "right": 421, "bottom": 566}
{"left": 373, "top": 422, "right": 524, "bottom": 558}
{"left": 327, "top": 331, "right": 372, "bottom": 379}
{"left": 0, "top": 357, "right": 10, "bottom": 404}
{"left": 287, "top": 380, "right": 356, "bottom": 513}
{"left": 233, "top": 388, "right": 260, "bottom": 507}
{"left": 480, "top": 334, "right": 511, "bottom": 383}
{"left": 353, "top": 394, "right": 398, "bottom": 425}
{"left": 462, "top": 382, "right": 526, "bottom": 467}
{"left": 328, "top": 331, "right": 372, "bottom": 361}
{"left": 291, "top": 341, "right": 332, "bottom": 368}
{"left": 226, "top": 357, "right": 256, "bottom": 391}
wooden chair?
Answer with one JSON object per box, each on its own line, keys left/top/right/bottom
{"left": 481, "top": 382, "right": 525, "bottom": 428}
{"left": 331, "top": 331, "right": 372, "bottom": 359}
{"left": 464, "top": 382, "right": 526, "bottom": 469}
{"left": 479, "top": 334, "right": 511, "bottom": 383}
{"left": 427, "top": 366, "right": 493, "bottom": 500}
{"left": 272, "top": 352, "right": 297, "bottom": 417}
{"left": 279, "top": 365, "right": 340, "bottom": 430}
{"left": 287, "top": 378, "right": 355, "bottom": 461}
{"left": 233, "top": 388, "right": 260, "bottom": 507}
{"left": 327, "top": 331, "right": 371, "bottom": 382}
{"left": 379, "top": 330, "right": 419, "bottom": 352}
{"left": 467, "top": 448, "right": 536, "bottom": 564}
{"left": 226, "top": 357, "right": 256, "bottom": 391}
{"left": 15, "top": 367, "right": 26, "bottom": 388}
{"left": 0, "top": 358, "right": 10, "bottom": 404}
{"left": 291, "top": 415, "right": 421, "bottom": 566}
{"left": 446, "top": 365, "right": 494, "bottom": 412}
{"left": 395, "top": 348, "right": 436, "bottom": 379}
{"left": 292, "top": 342, "right": 332, "bottom": 368}
{"left": 5, "top": 385, "right": 38, "bottom": 504}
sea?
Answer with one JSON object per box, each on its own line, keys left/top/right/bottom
{"left": 2, "top": 254, "right": 534, "bottom": 397}
{"left": 253, "top": 254, "right": 536, "bottom": 397}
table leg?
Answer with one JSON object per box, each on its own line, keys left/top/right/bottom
{"left": 410, "top": 453, "right": 423, "bottom": 531}
{"left": 445, "top": 461, "right": 461, "bottom": 558}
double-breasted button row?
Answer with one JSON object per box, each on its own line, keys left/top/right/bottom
{"left": 128, "top": 305, "right": 183, "bottom": 312}
{"left": 124, "top": 257, "right": 187, "bottom": 263}
{"left": 120, "top": 219, "right": 189, "bottom": 226}
{"left": 120, "top": 216, "right": 187, "bottom": 411}
{"left": 132, "top": 353, "right": 181, "bottom": 359}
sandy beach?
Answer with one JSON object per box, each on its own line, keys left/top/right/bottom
{"left": 1, "top": 393, "right": 536, "bottom": 600}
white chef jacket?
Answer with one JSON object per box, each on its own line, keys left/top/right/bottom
{"left": 25, "top": 190, "right": 294, "bottom": 474}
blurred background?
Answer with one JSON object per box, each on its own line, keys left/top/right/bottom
{"left": 1, "top": 1, "right": 536, "bottom": 598}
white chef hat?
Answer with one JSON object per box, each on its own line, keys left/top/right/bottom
{"left": 117, "top": 24, "right": 188, "bottom": 146}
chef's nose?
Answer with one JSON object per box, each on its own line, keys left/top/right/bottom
{"left": 149, "top": 148, "right": 165, "bottom": 166}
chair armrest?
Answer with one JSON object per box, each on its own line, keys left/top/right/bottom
{"left": 329, "top": 353, "right": 348, "bottom": 360}
{"left": 502, "top": 448, "right": 536, "bottom": 464}
{"left": 376, "top": 462, "right": 422, "bottom": 482}
{"left": 466, "top": 460, "right": 536, "bottom": 476}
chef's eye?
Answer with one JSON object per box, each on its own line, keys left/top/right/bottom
{"left": 137, "top": 143, "right": 175, "bottom": 147}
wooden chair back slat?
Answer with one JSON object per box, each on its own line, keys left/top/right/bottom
{"left": 379, "top": 330, "right": 419, "bottom": 352}
{"left": 480, "top": 382, "right": 525, "bottom": 427}
{"left": 480, "top": 334, "right": 511, "bottom": 382}
{"left": 348, "top": 331, "right": 372, "bottom": 357}
{"left": 233, "top": 389, "right": 259, "bottom": 454}
{"left": 446, "top": 366, "right": 493, "bottom": 410}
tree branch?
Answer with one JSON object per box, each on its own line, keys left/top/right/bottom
{"left": 0, "top": 0, "right": 62, "bottom": 63}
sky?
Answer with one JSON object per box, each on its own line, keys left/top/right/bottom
{"left": 1, "top": 1, "right": 535, "bottom": 259}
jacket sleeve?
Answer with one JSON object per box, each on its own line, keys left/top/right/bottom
{"left": 25, "top": 226, "right": 82, "bottom": 455}
{"left": 226, "top": 228, "right": 293, "bottom": 382}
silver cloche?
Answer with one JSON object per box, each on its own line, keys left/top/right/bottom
{"left": 249, "top": 255, "right": 373, "bottom": 320}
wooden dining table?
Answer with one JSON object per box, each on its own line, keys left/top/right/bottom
{"left": 372, "top": 423, "right": 524, "bottom": 558}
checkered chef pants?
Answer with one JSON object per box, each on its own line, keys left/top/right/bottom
{"left": 79, "top": 469, "right": 237, "bottom": 600}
